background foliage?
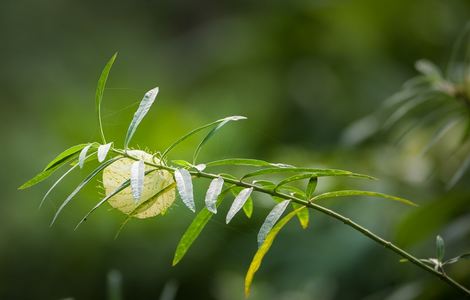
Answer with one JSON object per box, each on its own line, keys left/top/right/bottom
{"left": 1, "top": 0, "right": 470, "bottom": 299}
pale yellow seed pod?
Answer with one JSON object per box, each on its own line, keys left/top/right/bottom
{"left": 102, "top": 150, "right": 176, "bottom": 219}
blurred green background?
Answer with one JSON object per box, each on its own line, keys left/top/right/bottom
{"left": 1, "top": 0, "right": 470, "bottom": 299}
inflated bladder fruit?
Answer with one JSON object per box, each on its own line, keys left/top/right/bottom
{"left": 102, "top": 150, "right": 176, "bottom": 219}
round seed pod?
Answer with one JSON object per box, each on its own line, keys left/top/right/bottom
{"left": 102, "top": 150, "right": 176, "bottom": 219}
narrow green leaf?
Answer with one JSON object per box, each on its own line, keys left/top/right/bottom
{"left": 124, "top": 87, "right": 159, "bottom": 149}
{"left": 415, "top": 59, "right": 442, "bottom": 81}
{"left": 383, "top": 95, "right": 437, "bottom": 129}
{"left": 444, "top": 253, "right": 470, "bottom": 265}
{"left": 174, "top": 168, "right": 195, "bottom": 212}
{"left": 218, "top": 173, "right": 239, "bottom": 180}
{"left": 18, "top": 155, "right": 77, "bottom": 190}
{"left": 421, "top": 118, "right": 460, "bottom": 155}
{"left": 253, "top": 180, "right": 307, "bottom": 199}
{"left": 96, "top": 53, "right": 118, "bottom": 144}
{"left": 98, "top": 142, "right": 113, "bottom": 163}
{"left": 50, "top": 157, "right": 122, "bottom": 226}
{"left": 75, "top": 169, "right": 158, "bottom": 230}
{"left": 436, "top": 235, "right": 445, "bottom": 262}
{"left": 172, "top": 160, "right": 193, "bottom": 168}
{"left": 242, "top": 167, "right": 375, "bottom": 180}
{"left": 193, "top": 116, "right": 247, "bottom": 164}
{"left": 447, "top": 152, "right": 470, "bottom": 189}
{"left": 310, "top": 190, "right": 417, "bottom": 207}
{"left": 252, "top": 180, "right": 276, "bottom": 189}
{"left": 226, "top": 187, "right": 253, "bottom": 224}
{"left": 257, "top": 200, "right": 290, "bottom": 247}
{"left": 291, "top": 202, "right": 309, "bottom": 229}
{"left": 205, "top": 177, "right": 224, "bottom": 214}
{"left": 130, "top": 160, "right": 145, "bottom": 201}
{"left": 242, "top": 197, "right": 253, "bottom": 219}
{"left": 79, "top": 144, "right": 93, "bottom": 169}
{"left": 172, "top": 187, "right": 233, "bottom": 266}
{"left": 205, "top": 158, "right": 280, "bottom": 168}
{"left": 230, "top": 186, "right": 254, "bottom": 219}
{"left": 40, "top": 151, "right": 97, "bottom": 208}
{"left": 275, "top": 174, "right": 318, "bottom": 190}
{"left": 306, "top": 177, "right": 318, "bottom": 199}
{"left": 245, "top": 207, "right": 305, "bottom": 297}
{"left": 43, "top": 143, "right": 89, "bottom": 171}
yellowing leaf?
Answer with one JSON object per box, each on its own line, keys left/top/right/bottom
{"left": 245, "top": 206, "right": 305, "bottom": 297}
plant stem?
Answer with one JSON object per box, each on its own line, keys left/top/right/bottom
{"left": 114, "top": 149, "right": 470, "bottom": 296}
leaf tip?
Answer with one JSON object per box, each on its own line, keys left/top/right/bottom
{"left": 172, "top": 256, "right": 180, "bottom": 267}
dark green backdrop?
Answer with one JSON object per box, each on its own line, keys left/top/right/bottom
{"left": 1, "top": 0, "right": 469, "bottom": 299}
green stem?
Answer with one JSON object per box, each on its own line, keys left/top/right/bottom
{"left": 98, "top": 108, "right": 106, "bottom": 144}
{"left": 113, "top": 149, "right": 470, "bottom": 296}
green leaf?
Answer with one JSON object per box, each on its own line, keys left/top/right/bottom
{"left": 383, "top": 95, "right": 438, "bottom": 129}
{"left": 226, "top": 187, "right": 253, "bottom": 224}
{"left": 50, "top": 156, "right": 122, "bottom": 226}
{"left": 245, "top": 206, "right": 305, "bottom": 297}
{"left": 171, "top": 160, "right": 206, "bottom": 172}
{"left": 306, "top": 177, "right": 318, "bottom": 199}
{"left": 96, "top": 53, "right": 117, "bottom": 144}
{"left": 271, "top": 195, "right": 308, "bottom": 229}
{"left": 97, "top": 142, "right": 113, "bottom": 163}
{"left": 161, "top": 116, "right": 246, "bottom": 159}
{"left": 124, "top": 87, "right": 159, "bottom": 149}
{"left": 230, "top": 187, "right": 254, "bottom": 219}
{"left": 421, "top": 118, "right": 460, "bottom": 155}
{"left": 172, "top": 187, "right": 233, "bottom": 266}
{"left": 43, "top": 143, "right": 89, "bottom": 171}
{"left": 18, "top": 155, "right": 78, "bottom": 190}
{"left": 75, "top": 169, "right": 158, "bottom": 230}
{"left": 275, "top": 174, "right": 320, "bottom": 191}
{"left": 310, "top": 190, "right": 417, "bottom": 207}
{"left": 204, "top": 177, "right": 224, "bottom": 214}
{"left": 444, "top": 253, "right": 470, "bottom": 265}
{"left": 193, "top": 116, "right": 247, "bottom": 164}
{"left": 171, "top": 160, "right": 193, "bottom": 168}
{"left": 257, "top": 200, "right": 290, "bottom": 247}
{"left": 252, "top": 180, "right": 276, "bottom": 189}
{"left": 415, "top": 59, "right": 442, "bottom": 81}
{"left": 436, "top": 235, "right": 445, "bottom": 262}
{"left": 253, "top": 180, "right": 307, "bottom": 199}
{"left": 130, "top": 160, "right": 145, "bottom": 201}
{"left": 205, "top": 158, "right": 281, "bottom": 168}
{"left": 242, "top": 167, "right": 375, "bottom": 180}
{"left": 79, "top": 144, "right": 93, "bottom": 168}
{"left": 243, "top": 197, "right": 253, "bottom": 218}
{"left": 447, "top": 152, "right": 470, "bottom": 189}
{"left": 40, "top": 151, "right": 97, "bottom": 208}
{"left": 174, "top": 168, "right": 195, "bottom": 212}
{"left": 291, "top": 202, "right": 309, "bottom": 229}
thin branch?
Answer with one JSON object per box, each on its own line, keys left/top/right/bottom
{"left": 113, "top": 149, "right": 470, "bottom": 296}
